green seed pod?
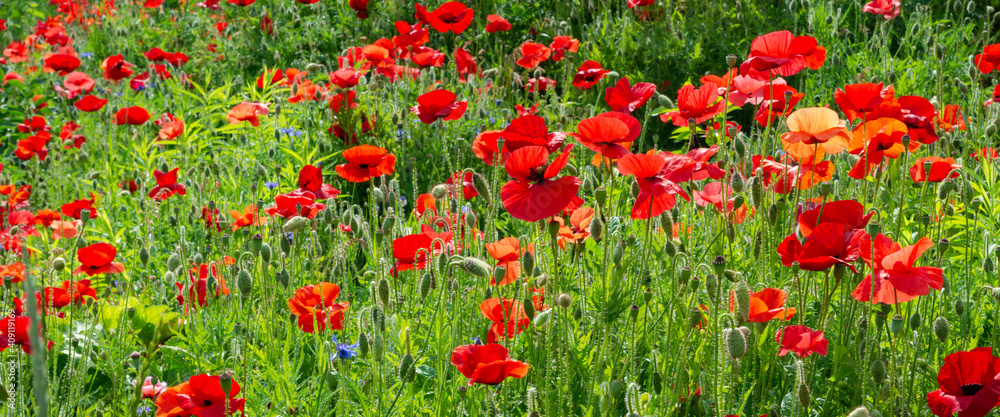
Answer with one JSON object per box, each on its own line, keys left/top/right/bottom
{"left": 730, "top": 173, "right": 745, "bottom": 193}
{"left": 890, "top": 314, "right": 904, "bottom": 335}
{"left": 283, "top": 216, "right": 309, "bottom": 233}
{"left": 139, "top": 247, "right": 150, "bottom": 267}
{"left": 955, "top": 298, "right": 965, "bottom": 315}
{"left": 237, "top": 269, "right": 252, "bottom": 297}
{"left": 277, "top": 268, "right": 289, "bottom": 289}
{"left": 871, "top": 359, "right": 887, "bottom": 383}
{"left": 688, "top": 308, "right": 704, "bottom": 328}
{"left": 612, "top": 242, "right": 624, "bottom": 266}
{"left": 748, "top": 176, "right": 764, "bottom": 209}
{"left": 679, "top": 267, "right": 692, "bottom": 286}
{"left": 251, "top": 234, "right": 263, "bottom": 254}
{"left": 373, "top": 333, "right": 384, "bottom": 361}
{"left": 594, "top": 187, "right": 607, "bottom": 207}
{"left": 52, "top": 257, "right": 66, "bottom": 271}
{"left": 523, "top": 296, "right": 536, "bottom": 320}
{"left": 557, "top": 293, "right": 572, "bottom": 308}
{"left": 725, "top": 328, "right": 747, "bottom": 359}
{"left": 419, "top": 273, "right": 432, "bottom": 300}
{"left": 260, "top": 242, "right": 272, "bottom": 263}
{"left": 712, "top": 256, "right": 727, "bottom": 277}
{"left": 377, "top": 278, "right": 391, "bottom": 307}
{"left": 663, "top": 239, "right": 677, "bottom": 258}
{"left": 533, "top": 309, "right": 550, "bottom": 327}
{"left": 934, "top": 316, "right": 949, "bottom": 342}
{"left": 398, "top": 353, "right": 415, "bottom": 383}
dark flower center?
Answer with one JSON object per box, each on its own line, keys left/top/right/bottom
{"left": 961, "top": 383, "right": 984, "bottom": 396}
{"left": 358, "top": 163, "right": 370, "bottom": 169}
{"left": 204, "top": 400, "right": 213, "bottom": 406}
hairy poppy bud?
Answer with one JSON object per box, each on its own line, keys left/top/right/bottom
{"left": 431, "top": 184, "right": 448, "bottom": 199}
{"left": 524, "top": 296, "right": 536, "bottom": 320}
{"left": 398, "top": 353, "right": 415, "bottom": 383}
{"left": 729, "top": 173, "right": 744, "bottom": 193}
{"left": 848, "top": 407, "right": 870, "bottom": 417}
{"left": 734, "top": 281, "right": 750, "bottom": 324}
{"left": 688, "top": 308, "right": 703, "bottom": 328}
{"left": 955, "top": 298, "right": 966, "bottom": 315}
{"left": 237, "top": 269, "right": 252, "bottom": 297}
{"left": 283, "top": 216, "right": 309, "bottom": 233}
{"left": 657, "top": 94, "right": 673, "bottom": 108}
{"left": 358, "top": 333, "right": 370, "bottom": 358}
{"left": 457, "top": 257, "right": 492, "bottom": 278}
{"left": 471, "top": 173, "right": 491, "bottom": 204}
{"left": 279, "top": 234, "right": 291, "bottom": 254}
{"left": 767, "top": 204, "right": 778, "bottom": 225}
{"left": 277, "top": 268, "right": 289, "bottom": 289}
{"left": 797, "top": 383, "right": 811, "bottom": 408}
{"left": 725, "top": 328, "right": 747, "bottom": 359}
{"left": 557, "top": 293, "right": 572, "bottom": 308}
{"left": 987, "top": 123, "right": 998, "bottom": 137}
{"left": 533, "top": 309, "right": 550, "bottom": 326}
{"left": 908, "top": 311, "right": 921, "bottom": 330}
{"left": 934, "top": 316, "right": 949, "bottom": 342}
{"left": 377, "top": 278, "right": 391, "bottom": 307}
{"left": 706, "top": 274, "right": 717, "bottom": 297}
{"left": 260, "top": 242, "right": 272, "bottom": 263}
{"left": 419, "top": 273, "right": 432, "bottom": 301}
{"left": 870, "top": 359, "right": 887, "bottom": 383}
{"left": 663, "top": 239, "right": 677, "bottom": 258}
{"left": 613, "top": 242, "right": 624, "bottom": 266}
{"left": 521, "top": 251, "right": 535, "bottom": 278}
{"left": 167, "top": 253, "right": 182, "bottom": 272}
{"left": 373, "top": 333, "right": 385, "bottom": 361}
{"left": 591, "top": 217, "right": 604, "bottom": 241}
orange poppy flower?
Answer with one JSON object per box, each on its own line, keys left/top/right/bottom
{"left": 287, "top": 283, "right": 349, "bottom": 333}
{"left": 556, "top": 206, "right": 595, "bottom": 249}
{"left": 781, "top": 107, "right": 851, "bottom": 159}
{"left": 480, "top": 297, "right": 529, "bottom": 343}
{"left": 485, "top": 237, "right": 534, "bottom": 286}
{"left": 228, "top": 205, "right": 265, "bottom": 230}
{"left": 226, "top": 102, "right": 269, "bottom": 127}
{"left": 335, "top": 145, "right": 395, "bottom": 182}
{"left": 50, "top": 220, "right": 81, "bottom": 240}
{"left": 0, "top": 263, "right": 25, "bottom": 283}
{"left": 847, "top": 117, "right": 907, "bottom": 179}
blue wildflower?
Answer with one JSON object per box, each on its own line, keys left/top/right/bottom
{"left": 264, "top": 182, "right": 279, "bottom": 190}
{"left": 471, "top": 336, "right": 483, "bottom": 345}
{"left": 331, "top": 334, "right": 359, "bottom": 360}
{"left": 80, "top": 52, "right": 93, "bottom": 58}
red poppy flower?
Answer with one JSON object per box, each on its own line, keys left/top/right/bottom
{"left": 229, "top": 205, "right": 265, "bottom": 230}
{"left": 796, "top": 200, "right": 871, "bottom": 239}
{"left": 410, "top": 89, "right": 468, "bottom": 124}
{"left": 656, "top": 145, "right": 725, "bottom": 182}
{"left": 739, "top": 31, "right": 826, "bottom": 78}
{"left": 445, "top": 171, "right": 479, "bottom": 200}
{"left": 834, "top": 83, "right": 900, "bottom": 122}
{"left": 226, "top": 102, "right": 269, "bottom": 126}
{"left": 863, "top": 0, "right": 901, "bottom": 20}
{"left": 660, "top": 83, "right": 725, "bottom": 126}
{"left": 516, "top": 42, "right": 551, "bottom": 69}
{"left": 936, "top": 104, "right": 967, "bottom": 132}
{"left": 616, "top": 153, "right": 690, "bottom": 219}
{"left": 926, "top": 347, "right": 1000, "bottom": 417}
{"left": 480, "top": 297, "right": 529, "bottom": 343}
{"left": 176, "top": 263, "right": 231, "bottom": 311}
{"left": 0, "top": 315, "right": 52, "bottom": 354}
{"left": 472, "top": 115, "right": 567, "bottom": 166}
{"left": 74, "top": 95, "right": 107, "bottom": 112}
{"left": 728, "top": 287, "right": 796, "bottom": 322}
{"left": 0, "top": 263, "right": 25, "bottom": 284}
{"left": 329, "top": 91, "right": 359, "bottom": 113}
{"left": 113, "top": 106, "right": 150, "bottom": 125}
{"left": 693, "top": 181, "right": 750, "bottom": 223}
{"left": 44, "top": 279, "right": 97, "bottom": 308}
{"left": 550, "top": 36, "right": 580, "bottom": 61}
{"left": 485, "top": 237, "right": 534, "bottom": 285}
{"left": 500, "top": 144, "right": 582, "bottom": 222}
{"left": 44, "top": 53, "right": 80, "bottom": 72}
{"left": 485, "top": 15, "right": 511, "bottom": 33}
{"left": 985, "top": 83, "right": 1000, "bottom": 105}
{"left": 392, "top": 224, "right": 454, "bottom": 274}
{"left": 894, "top": 95, "right": 939, "bottom": 145}
{"left": 17, "top": 116, "right": 48, "bottom": 134}
{"left": 15, "top": 132, "right": 49, "bottom": 161}
{"left": 755, "top": 84, "right": 804, "bottom": 126}
{"left": 777, "top": 222, "right": 864, "bottom": 272}
{"left": 775, "top": 325, "right": 828, "bottom": 358}
{"left": 975, "top": 44, "right": 1000, "bottom": 74}
{"left": 426, "top": 1, "right": 474, "bottom": 34}
{"left": 348, "top": 0, "right": 369, "bottom": 18}
{"left": 74, "top": 242, "right": 126, "bottom": 276}
{"left": 454, "top": 47, "right": 480, "bottom": 81}
{"left": 101, "top": 54, "right": 134, "bottom": 82}
{"left": 409, "top": 46, "right": 445, "bottom": 68}
{"left": 61, "top": 195, "right": 98, "bottom": 220}
{"left": 144, "top": 47, "right": 169, "bottom": 61}
{"left": 847, "top": 117, "right": 907, "bottom": 179}
{"left": 572, "top": 60, "right": 608, "bottom": 89}
{"left": 148, "top": 168, "right": 187, "bottom": 201}
{"left": 330, "top": 68, "right": 363, "bottom": 89}
{"left": 605, "top": 77, "right": 657, "bottom": 114}
{"left": 910, "top": 157, "right": 960, "bottom": 183}
{"left": 156, "top": 113, "right": 184, "bottom": 141}
{"left": 575, "top": 112, "right": 641, "bottom": 159}
{"left": 227, "top": 0, "right": 255, "bottom": 5}
{"left": 851, "top": 234, "right": 943, "bottom": 305}
{"left": 265, "top": 191, "right": 326, "bottom": 219}
{"left": 555, "top": 206, "right": 595, "bottom": 248}
{"left": 63, "top": 71, "right": 95, "bottom": 94}
{"left": 335, "top": 145, "right": 395, "bottom": 182}
{"left": 392, "top": 21, "right": 430, "bottom": 49}
{"left": 287, "top": 283, "right": 349, "bottom": 333}
{"left": 296, "top": 165, "right": 340, "bottom": 200}
{"left": 130, "top": 72, "right": 150, "bottom": 91}
{"left": 154, "top": 374, "right": 245, "bottom": 417}
{"left": 526, "top": 77, "right": 556, "bottom": 93}
{"left": 451, "top": 343, "right": 529, "bottom": 386}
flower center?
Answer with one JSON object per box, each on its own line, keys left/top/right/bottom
{"left": 961, "top": 383, "right": 984, "bottom": 396}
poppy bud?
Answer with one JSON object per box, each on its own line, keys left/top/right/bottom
{"left": 164, "top": 271, "right": 176, "bottom": 283}
{"left": 431, "top": 184, "right": 448, "bottom": 199}
{"left": 725, "top": 327, "right": 747, "bottom": 359}
{"left": 878, "top": 382, "right": 890, "bottom": 401}
{"left": 870, "top": 358, "right": 887, "bottom": 383}
{"left": 734, "top": 281, "right": 750, "bottom": 324}
{"left": 591, "top": 217, "right": 604, "bottom": 241}
{"left": 766, "top": 204, "right": 778, "bottom": 225}
{"left": 283, "top": 216, "right": 309, "bottom": 233}
{"left": 688, "top": 308, "right": 703, "bottom": 328}
{"left": 797, "top": 383, "right": 811, "bottom": 408}
{"left": 848, "top": 407, "right": 870, "bottom": 417}
{"left": 934, "top": 316, "right": 949, "bottom": 342}
{"left": 377, "top": 278, "right": 391, "bottom": 307}
{"left": 398, "top": 353, "right": 415, "bottom": 383}
{"left": 471, "top": 173, "right": 491, "bottom": 204}
{"left": 728, "top": 174, "right": 744, "bottom": 195}
{"left": 416, "top": 273, "right": 432, "bottom": 301}
{"left": 955, "top": 298, "right": 966, "bottom": 315}
{"left": 705, "top": 274, "right": 718, "bottom": 297}
{"left": 987, "top": 123, "right": 998, "bottom": 137}
{"left": 967, "top": 0, "right": 975, "bottom": 14}
{"left": 726, "top": 54, "right": 738, "bottom": 67}
{"left": 657, "top": 94, "right": 673, "bottom": 108}
{"left": 167, "top": 253, "right": 182, "bottom": 272}
{"left": 277, "top": 268, "right": 289, "bottom": 289}
{"left": 260, "top": 242, "right": 272, "bottom": 263}
{"left": 279, "top": 234, "right": 291, "bottom": 255}
{"left": 237, "top": 269, "right": 252, "bottom": 297}
{"left": 746, "top": 177, "right": 763, "bottom": 209}
{"left": 455, "top": 257, "right": 492, "bottom": 278}
{"left": 678, "top": 267, "right": 692, "bottom": 286}
{"left": 533, "top": 309, "right": 551, "bottom": 327}
{"left": 220, "top": 369, "right": 235, "bottom": 396}
{"left": 663, "top": 240, "right": 677, "bottom": 258}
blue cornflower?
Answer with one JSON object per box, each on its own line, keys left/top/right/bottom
{"left": 471, "top": 336, "right": 483, "bottom": 345}
{"left": 331, "top": 334, "right": 359, "bottom": 360}
{"left": 137, "top": 406, "right": 152, "bottom": 415}
{"left": 284, "top": 232, "right": 294, "bottom": 242}
{"left": 264, "top": 182, "right": 279, "bottom": 190}
{"left": 80, "top": 52, "right": 92, "bottom": 58}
